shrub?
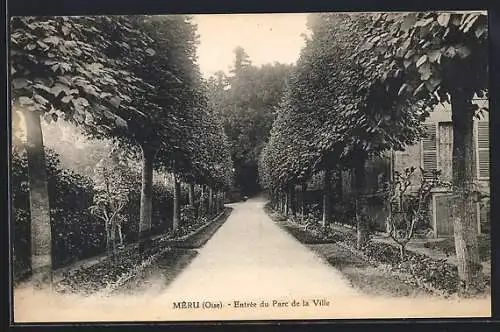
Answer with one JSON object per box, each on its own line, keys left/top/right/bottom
{"left": 12, "top": 147, "right": 105, "bottom": 273}
{"left": 152, "top": 183, "right": 173, "bottom": 234}
{"left": 181, "top": 205, "right": 196, "bottom": 225}
{"left": 122, "top": 186, "right": 141, "bottom": 243}
{"left": 119, "top": 174, "right": 173, "bottom": 241}
{"left": 12, "top": 146, "right": 177, "bottom": 282}
{"left": 48, "top": 158, "right": 101, "bottom": 268}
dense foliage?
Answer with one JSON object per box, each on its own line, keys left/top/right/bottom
{"left": 357, "top": 12, "right": 488, "bottom": 111}
{"left": 206, "top": 48, "right": 294, "bottom": 195}
{"left": 259, "top": 11, "right": 489, "bottom": 292}
{"left": 11, "top": 12, "right": 489, "bottom": 295}
{"left": 11, "top": 14, "right": 233, "bottom": 196}
{"left": 11, "top": 142, "right": 222, "bottom": 280}
{"left": 356, "top": 11, "right": 488, "bottom": 292}
{"left": 12, "top": 146, "right": 100, "bottom": 276}
{"left": 11, "top": 15, "right": 233, "bottom": 283}
{"left": 260, "top": 13, "right": 425, "bottom": 193}
{"left": 11, "top": 16, "right": 155, "bottom": 138}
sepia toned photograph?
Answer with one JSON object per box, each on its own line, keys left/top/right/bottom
{"left": 10, "top": 11, "right": 491, "bottom": 323}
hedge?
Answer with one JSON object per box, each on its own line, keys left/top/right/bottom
{"left": 11, "top": 148, "right": 187, "bottom": 282}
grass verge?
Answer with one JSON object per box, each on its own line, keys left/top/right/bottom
{"left": 264, "top": 203, "right": 454, "bottom": 298}
{"left": 116, "top": 248, "right": 199, "bottom": 295}
{"left": 308, "top": 243, "right": 429, "bottom": 297}
{"left": 423, "top": 235, "right": 491, "bottom": 261}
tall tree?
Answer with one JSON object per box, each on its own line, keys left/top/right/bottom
{"left": 208, "top": 51, "right": 293, "bottom": 195}
{"left": 10, "top": 15, "right": 159, "bottom": 285}
{"left": 357, "top": 11, "right": 488, "bottom": 293}
{"left": 132, "top": 15, "right": 200, "bottom": 244}
{"left": 231, "top": 46, "right": 252, "bottom": 75}
{"left": 266, "top": 13, "right": 422, "bottom": 239}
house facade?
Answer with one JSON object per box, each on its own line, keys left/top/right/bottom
{"left": 392, "top": 101, "right": 490, "bottom": 237}
{"left": 306, "top": 101, "right": 490, "bottom": 238}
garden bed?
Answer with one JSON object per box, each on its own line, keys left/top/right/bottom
{"left": 54, "top": 236, "right": 170, "bottom": 296}
{"left": 53, "top": 208, "right": 232, "bottom": 295}
{"left": 167, "top": 208, "right": 232, "bottom": 248}
{"left": 110, "top": 208, "right": 233, "bottom": 294}
{"left": 116, "top": 248, "right": 199, "bottom": 295}
{"left": 265, "top": 203, "right": 490, "bottom": 298}
{"left": 309, "top": 243, "right": 429, "bottom": 297}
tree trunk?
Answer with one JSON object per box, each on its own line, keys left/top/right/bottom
{"left": 220, "top": 191, "right": 224, "bottom": 211}
{"left": 279, "top": 191, "right": 283, "bottom": 213}
{"left": 302, "top": 183, "right": 308, "bottom": 220}
{"left": 283, "top": 191, "right": 286, "bottom": 213}
{"left": 290, "top": 186, "right": 296, "bottom": 216}
{"left": 300, "top": 183, "right": 306, "bottom": 222}
{"left": 23, "top": 109, "right": 53, "bottom": 288}
{"left": 199, "top": 185, "right": 205, "bottom": 217}
{"left": 110, "top": 225, "right": 117, "bottom": 250}
{"left": 284, "top": 188, "right": 290, "bottom": 216}
{"left": 214, "top": 189, "right": 220, "bottom": 214}
{"left": 217, "top": 190, "right": 221, "bottom": 213}
{"left": 335, "top": 169, "right": 342, "bottom": 203}
{"left": 172, "top": 173, "right": 181, "bottom": 231}
{"left": 218, "top": 190, "right": 223, "bottom": 212}
{"left": 278, "top": 191, "right": 284, "bottom": 213}
{"left": 188, "top": 182, "right": 195, "bottom": 207}
{"left": 209, "top": 187, "right": 214, "bottom": 216}
{"left": 450, "top": 91, "right": 482, "bottom": 294}
{"left": 109, "top": 224, "right": 117, "bottom": 263}
{"left": 214, "top": 190, "right": 218, "bottom": 214}
{"left": 355, "top": 158, "right": 369, "bottom": 250}
{"left": 322, "top": 168, "right": 332, "bottom": 229}
{"left": 117, "top": 224, "right": 123, "bottom": 246}
{"left": 282, "top": 191, "right": 286, "bottom": 214}
{"left": 138, "top": 144, "right": 156, "bottom": 252}
{"left": 106, "top": 224, "right": 111, "bottom": 252}
{"left": 399, "top": 244, "right": 405, "bottom": 261}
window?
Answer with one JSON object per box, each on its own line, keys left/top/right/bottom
{"left": 421, "top": 122, "right": 438, "bottom": 177}
{"left": 476, "top": 121, "right": 489, "bottom": 179}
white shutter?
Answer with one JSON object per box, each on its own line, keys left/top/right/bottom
{"left": 476, "top": 121, "right": 489, "bottom": 179}
{"left": 422, "top": 123, "right": 438, "bottom": 176}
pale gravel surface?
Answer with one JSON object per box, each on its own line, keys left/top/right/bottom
{"left": 159, "top": 196, "right": 359, "bottom": 300}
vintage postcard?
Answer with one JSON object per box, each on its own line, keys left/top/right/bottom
{"left": 10, "top": 11, "right": 491, "bottom": 323}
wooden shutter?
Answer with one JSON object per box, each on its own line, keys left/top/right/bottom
{"left": 422, "top": 123, "right": 438, "bottom": 176}
{"left": 476, "top": 121, "right": 489, "bottom": 179}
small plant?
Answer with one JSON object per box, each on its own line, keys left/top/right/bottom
{"left": 386, "top": 167, "right": 443, "bottom": 260}
{"left": 303, "top": 213, "right": 318, "bottom": 230}
{"left": 90, "top": 147, "right": 132, "bottom": 261}
{"left": 198, "top": 191, "right": 210, "bottom": 218}
{"left": 180, "top": 205, "right": 196, "bottom": 225}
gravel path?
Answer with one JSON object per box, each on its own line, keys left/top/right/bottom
{"left": 160, "top": 196, "right": 359, "bottom": 301}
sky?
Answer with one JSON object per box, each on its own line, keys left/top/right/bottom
{"left": 192, "top": 13, "right": 309, "bottom": 79}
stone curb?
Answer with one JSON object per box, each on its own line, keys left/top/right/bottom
{"left": 167, "top": 209, "right": 228, "bottom": 243}
{"left": 55, "top": 208, "right": 230, "bottom": 294}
